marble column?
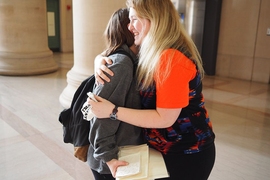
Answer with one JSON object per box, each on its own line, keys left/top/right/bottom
{"left": 0, "top": 0, "right": 58, "bottom": 75}
{"left": 59, "top": 0, "right": 126, "bottom": 108}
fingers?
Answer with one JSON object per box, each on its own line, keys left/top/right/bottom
{"left": 94, "top": 54, "right": 113, "bottom": 83}
{"left": 94, "top": 54, "right": 114, "bottom": 84}
{"left": 107, "top": 159, "right": 129, "bottom": 178}
{"left": 100, "top": 64, "right": 114, "bottom": 76}
{"left": 95, "top": 72, "right": 105, "bottom": 85}
{"left": 104, "top": 57, "right": 113, "bottom": 65}
{"left": 118, "top": 160, "right": 129, "bottom": 166}
{"left": 113, "top": 161, "right": 129, "bottom": 177}
{"left": 87, "top": 97, "right": 92, "bottom": 104}
{"left": 93, "top": 95, "right": 101, "bottom": 101}
{"left": 87, "top": 95, "right": 103, "bottom": 105}
{"left": 95, "top": 64, "right": 113, "bottom": 82}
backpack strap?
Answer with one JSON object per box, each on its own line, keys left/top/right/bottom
{"left": 110, "top": 48, "right": 137, "bottom": 75}
{"left": 112, "top": 48, "right": 135, "bottom": 64}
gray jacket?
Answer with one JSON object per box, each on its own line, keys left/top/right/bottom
{"left": 87, "top": 44, "right": 144, "bottom": 174}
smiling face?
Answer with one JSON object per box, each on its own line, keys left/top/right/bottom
{"left": 128, "top": 7, "right": 151, "bottom": 46}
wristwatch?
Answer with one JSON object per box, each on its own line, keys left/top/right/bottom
{"left": 110, "top": 105, "right": 118, "bottom": 120}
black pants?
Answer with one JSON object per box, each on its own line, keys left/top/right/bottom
{"left": 91, "top": 169, "right": 115, "bottom": 180}
{"left": 157, "top": 143, "right": 216, "bottom": 180}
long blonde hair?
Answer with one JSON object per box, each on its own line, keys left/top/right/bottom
{"left": 126, "top": 0, "right": 204, "bottom": 90}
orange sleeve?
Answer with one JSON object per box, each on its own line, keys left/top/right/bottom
{"left": 155, "top": 49, "right": 197, "bottom": 108}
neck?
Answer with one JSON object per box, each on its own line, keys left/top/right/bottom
{"left": 129, "top": 44, "right": 139, "bottom": 55}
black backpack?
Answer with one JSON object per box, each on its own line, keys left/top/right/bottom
{"left": 58, "top": 49, "right": 134, "bottom": 162}
{"left": 59, "top": 75, "right": 95, "bottom": 162}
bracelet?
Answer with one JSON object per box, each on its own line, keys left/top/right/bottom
{"left": 110, "top": 105, "right": 118, "bottom": 120}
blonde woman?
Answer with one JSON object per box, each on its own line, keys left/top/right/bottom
{"left": 90, "top": 0, "right": 215, "bottom": 179}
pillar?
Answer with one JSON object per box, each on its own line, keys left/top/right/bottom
{"left": 59, "top": 0, "right": 126, "bottom": 108}
{"left": 201, "top": 0, "right": 222, "bottom": 75}
{"left": 0, "top": 0, "right": 58, "bottom": 75}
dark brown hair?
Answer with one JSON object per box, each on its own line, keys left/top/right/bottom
{"left": 104, "top": 8, "right": 134, "bottom": 56}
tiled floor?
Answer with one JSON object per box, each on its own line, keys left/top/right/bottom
{"left": 0, "top": 53, "right": 269, "bottom": 180}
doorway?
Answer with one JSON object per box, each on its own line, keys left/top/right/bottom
{"left": 47, "top": 0, "right": 60, "bottom": 52}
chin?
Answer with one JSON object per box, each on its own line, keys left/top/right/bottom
{"left": 134, "top": 40, "right": 141, "bottom": 46}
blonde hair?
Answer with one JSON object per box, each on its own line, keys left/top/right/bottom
{"left": 126, "top": 0, "right": 204, "bottom": 90}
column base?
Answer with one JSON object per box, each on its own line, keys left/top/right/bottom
{"left": 0, "top": 51, "right": 58, "bottom": 76}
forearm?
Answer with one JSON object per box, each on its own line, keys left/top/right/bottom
{"left": 89, "top": 96, "right": 181, "bottom": 129}
{"left": 116, "top": 107, "right": 181, "bottom": 128}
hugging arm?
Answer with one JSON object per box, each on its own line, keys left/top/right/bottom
{"left": 94, "top": 54, "right": 114, "bottom": 84}
{"left": 89, "top": 95, "right": 182, "bottom": 129}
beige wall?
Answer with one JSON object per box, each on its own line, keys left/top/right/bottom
{"left": 216, "top": 0, "right": 270, "bottom": 83}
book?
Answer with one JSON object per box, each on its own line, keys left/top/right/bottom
{"left": 116, "top": 144, "right": 169, "bottom": 180}
{"left": 115, "top": 152, "right": 141, "bottom": 178}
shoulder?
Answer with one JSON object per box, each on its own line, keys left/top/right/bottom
{"left": 109, "top": 49, "right": 137, "bottom": 68}
{"left": 160, "top": 49, "right": 196, "bottom": 70}
{"left": 106, "top": 53, "right": 135, "bottom": 79}
{"left": 161, "top": 49, "right": 188, "bottom": 61}
{"left": 109, "top": 53, "right": 133, "bottom": 65}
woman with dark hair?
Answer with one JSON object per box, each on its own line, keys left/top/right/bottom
{"left": 87, "top": 8, "right": 143, "bottom": 180}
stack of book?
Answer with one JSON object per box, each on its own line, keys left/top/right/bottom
{"left": 116, "top": 144, "right": 169, "bottom": 180}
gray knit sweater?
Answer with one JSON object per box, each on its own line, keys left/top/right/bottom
{"left": 87, "top": 44, "right": 144, "bottom": 174}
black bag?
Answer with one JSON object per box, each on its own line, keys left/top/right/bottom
{"left": 59, "top": 49, "right": 134, "bottom": 162}
{"left": 59, "top": 75, "right": 95, "bottom": 162}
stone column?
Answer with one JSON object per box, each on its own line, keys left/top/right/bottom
{"left": 59, "top": 0, "right": 126, "bottom": 108}
{"left": 0, "top": 0, "right": 58, "bottom": 75}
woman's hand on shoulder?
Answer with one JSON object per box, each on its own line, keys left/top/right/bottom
{"left": 94, "top": 54, "right": 114, "bottom": 84}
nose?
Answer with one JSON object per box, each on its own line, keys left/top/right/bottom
{"left": 128, "top": 23, "right": 133, "bottom": 31}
